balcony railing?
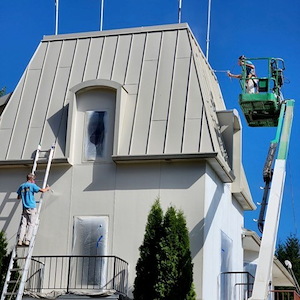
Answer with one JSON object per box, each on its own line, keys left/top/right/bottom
{"left": 17, "top": 255, "right": 128, "bottom": 296}
{"left": 219, "top": 271, "right": 300, "bottom": 300}
{"left": 270, "top": 290, "right": 300, "bottom": 300}
{"left": 219, "top": 271, "right": 254, "bottom": 299}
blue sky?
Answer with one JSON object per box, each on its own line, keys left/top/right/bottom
{"left": 1, "top": 0, "right": 299, "bottom": 244}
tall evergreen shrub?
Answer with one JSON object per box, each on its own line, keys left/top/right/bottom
{"left": 0, "top": 231, "right": 8, "bottom": 291}
{"left": 156, "top": 207, "right": 194, "bottom": 299}
{"left": 133, "top": 199, "right": 164, "bottom": 300}
{"left": 134, "top": 200, "right": 195, "bottom": 300}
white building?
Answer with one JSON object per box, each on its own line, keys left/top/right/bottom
{"left": 0, "top": 23, "right": 294, "bottom": 299}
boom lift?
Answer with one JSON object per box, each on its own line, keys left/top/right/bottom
{"left": 237, "top": 57, "right": 294, "bottom": 300}
{"left": 239, "top": 57, "right": 285, "bottom": 127}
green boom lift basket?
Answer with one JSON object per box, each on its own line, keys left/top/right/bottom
{"left": 238, "top": 57, "right": 285, "bottom": 127}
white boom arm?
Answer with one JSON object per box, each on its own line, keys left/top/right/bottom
{"left": 249, "top": 100, "right": 294, "bottom": 300}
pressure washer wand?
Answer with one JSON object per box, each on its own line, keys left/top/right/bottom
{"left": 213, "top": 69, "right": 230, "bottom": 73}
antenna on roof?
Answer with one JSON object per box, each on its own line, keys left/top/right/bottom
{"left": 55, "top": 0, "right": 59, "bottom": 35}
{"left": 206, "top": 0, "right": 212, "bottom": 60}
{"left": 178, "top": 0, "right": 182, "bottom": 23}
{"left": 100, "top": 0, "right": 104, "bottom": 31}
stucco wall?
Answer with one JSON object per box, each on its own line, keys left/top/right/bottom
{"left": 0, "top": 160, "right": 244, "bottom": 299}
{"left": 201, "top": 164, "right": 244, "bottom": 299}
{"left": 0, "top": 162, "right": 205, "bottom": 294}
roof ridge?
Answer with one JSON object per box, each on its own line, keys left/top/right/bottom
{"left": 42, "top": 23, "right": 190, "bottom": 42}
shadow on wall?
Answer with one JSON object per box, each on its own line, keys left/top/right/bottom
{"left": 0, "top": 192, "right": 19, "bottom": 233}
{"left": 0, "top": 171, "right": 28, "bottom": 240}
{"left": 189, "top": 182, "right": 224, "bottom": 259}
{"left": 0, "top": 166, "right": 70, "bottom": 241}
{"left": 47, "top": 105, "right": 68, "bottom": 155}
{"left": 84, "top": 161, "right": 205, "bottom": 192}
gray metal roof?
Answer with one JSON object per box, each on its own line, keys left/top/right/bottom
{"left": 0, "top": 23, "right": 252, "bottom": 194}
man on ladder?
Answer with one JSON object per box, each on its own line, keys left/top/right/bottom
{"left": 1, "top": 145, "right": 54, "bottom": 300}
{"left": 17, "top": 173, "right": 50, "bottom": 246}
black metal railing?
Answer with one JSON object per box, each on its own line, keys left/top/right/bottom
{"left": 220, "top": 271, "right": 254, "bottom": 299}
{"left": 17, "top": 255, "right": 128, "bottom": 296}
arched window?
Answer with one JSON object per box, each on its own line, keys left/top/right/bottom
{"left": 69, "top": 87, "right": 116, "bottom": 164}
{"left": 66, "top": 79, "right": 128, "bottom": 165}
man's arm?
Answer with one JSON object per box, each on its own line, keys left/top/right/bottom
{"left": 39, "top": 186, "right": 50, "bottom": 193}
{"left": 227, "top": 71, "right": 242, "bottom": 79}
{"left": 16, "top": 186, "right": 21, "bottom": 199}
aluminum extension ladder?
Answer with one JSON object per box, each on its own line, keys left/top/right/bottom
{"left": 1, "top": 144, "right": 55, "bottom": 300}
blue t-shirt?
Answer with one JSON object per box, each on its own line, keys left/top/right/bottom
{"left": 245, "top": 60, "right": 255, "bottom": 76}
{"left": 17, "top": 182, "right": 40, "bottom": 209}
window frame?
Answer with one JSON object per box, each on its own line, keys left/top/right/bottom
{"left": 66, "top": 79, "right": 128, "bottom": 165}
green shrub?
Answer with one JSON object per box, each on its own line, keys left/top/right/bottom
{"left": 134, "top": 200, "right": 195, "bottom": 300}
{"left": 0, "top": 231, "right": 8, "bottom": 291}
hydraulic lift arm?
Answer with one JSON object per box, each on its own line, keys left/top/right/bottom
{"left": 257, "top": 104, "right": 286, "bottom": 233}
{"left": 249, "top": 99, "right": 294, "bottom": 300}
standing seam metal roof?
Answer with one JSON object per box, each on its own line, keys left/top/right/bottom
{"left": 0, "top": 23, "right": 229, "bottom": 173}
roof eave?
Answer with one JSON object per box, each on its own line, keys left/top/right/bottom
{"left": 113, "top": 152, "right": 235, "bottom": 183}
{"left": 0, "top": 158, "right": 69, "bottom": 168}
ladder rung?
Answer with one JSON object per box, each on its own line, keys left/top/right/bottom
{"left": 37, "top": 161, "right": 48, "bottom": 164}
{"left": 36, "top": 155, "right": 49, "bottom": 159}
{"left": 4, "top": 292, "right": 17, "bottom": 296}
{"left": 11, "top": 268, "right": 22, "bottom": 272}
{"left": 7, "top": 280, "right": 18, "bottom": 284}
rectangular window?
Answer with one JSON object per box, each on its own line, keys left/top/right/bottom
{"left": 84, "top": 111, "right": 107, "bottom": 161}
{"left": 220, "top": 231, "right": 233, "bottom": 299}
{"left": 71, "top": 216, "right": 108, "bottom": 288}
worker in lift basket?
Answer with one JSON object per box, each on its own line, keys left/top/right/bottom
{"left": 227, "top": 55, "right": 258, "bottom": 93}
{"left": 17, "top": 173, "right": 50, "bottom": 246}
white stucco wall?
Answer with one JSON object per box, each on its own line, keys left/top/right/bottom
{"left": 0, "top": 159, "right": 245, "bottom": 300}
{"left": 202, "top": 164, "right": 244, "bottom": 300}
{"left": 0, "top": 161, "right": 207, "bottom": 297}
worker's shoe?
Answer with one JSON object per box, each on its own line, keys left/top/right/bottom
{"left": 23, "top": 240, "right": 30, "bottom": 246}
{"left": 17, "top": 240, "right": 23, "bottom": 246}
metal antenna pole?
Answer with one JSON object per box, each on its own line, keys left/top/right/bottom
{"left": 55, "top": 0, "right": 59, "bottom": 35}
{"left": 100, "top": 0, "right": 104, "bottom": 31}
{"left": 178, "top": 0, "right": 182, "bottom": 23}
{"left": 206, "top": 0, "right": 212, "bottom": 60}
